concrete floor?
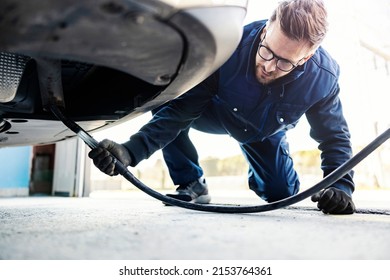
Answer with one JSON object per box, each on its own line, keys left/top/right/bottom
{"left": 0, "top": 189, "right": 390, "bottom": 260}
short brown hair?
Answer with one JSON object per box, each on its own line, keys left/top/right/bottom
{"left": 269, "top": 0, "right": 328, "bottom": 48}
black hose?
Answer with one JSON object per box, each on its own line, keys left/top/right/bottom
{"left": 50, "top": 104, "right": 390, "bottom": 213}
{"left": 116, "top": 128, "right": 390, "bottom": 213}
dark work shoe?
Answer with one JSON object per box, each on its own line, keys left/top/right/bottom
{"left": 166, "top": 177, "right": 211, "bottom": 204}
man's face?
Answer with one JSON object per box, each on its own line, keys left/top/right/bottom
{"left": 255, "top": 22, "right": 313, "bottom": 85}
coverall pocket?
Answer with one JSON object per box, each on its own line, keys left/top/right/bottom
{"left": 262, "top": 103, "right": 307, "bottom": 137}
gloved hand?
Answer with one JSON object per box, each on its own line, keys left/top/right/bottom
{"left": 311, "top": 187, "right": 355, "bottom": 214}
{"left": 88, "top": 139, "right": 132, "bottom": 176}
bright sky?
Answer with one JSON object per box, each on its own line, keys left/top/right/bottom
{"left": 93, "top": 0, "right": 390, "bottom": 166}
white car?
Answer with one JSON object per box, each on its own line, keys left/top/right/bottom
{"left": 0, "top": 0, "right": 247, "bottom": 146}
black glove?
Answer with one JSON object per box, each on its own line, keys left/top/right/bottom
{"left": 88, "top": 139, "right": 132, "bottom": 176}
{"left": 311, "top": 187, "right": 355, "bottom": 214}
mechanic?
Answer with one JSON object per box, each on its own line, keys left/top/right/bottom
{"left": 89, "top": 0, "right": 356, "bottom": 214}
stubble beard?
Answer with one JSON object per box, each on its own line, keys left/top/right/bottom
{"left": 255, "top": 63, "right": 275, "bottom": 85}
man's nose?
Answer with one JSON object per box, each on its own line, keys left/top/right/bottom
{"left": 264, "top": 58, "right": 277, "bottom": 72}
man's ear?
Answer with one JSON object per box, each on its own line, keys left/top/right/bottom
{"left": 299, "top": 53, "right": 314, "bottom": 65}
{"left": 260, "top": 26, "right": 267, "bottom": 40}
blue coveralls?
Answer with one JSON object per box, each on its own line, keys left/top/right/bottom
{"left": 124, "top": 20, "right": 354, "bottom": 202}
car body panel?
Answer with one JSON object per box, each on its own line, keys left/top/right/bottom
{"left": 0, "top": 0, "right": 247, "bottom": 147}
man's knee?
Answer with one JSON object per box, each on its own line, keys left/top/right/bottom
{"left": 249, "top": 175, "right": 300, "bottom": 203}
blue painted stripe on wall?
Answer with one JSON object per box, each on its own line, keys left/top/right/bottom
{"left": 0, "top": 146, "right": 31, "bottom": 188}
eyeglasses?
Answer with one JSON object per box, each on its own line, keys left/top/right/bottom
{"left": 257, "top": 34, "right": 304, "bottom": 72}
